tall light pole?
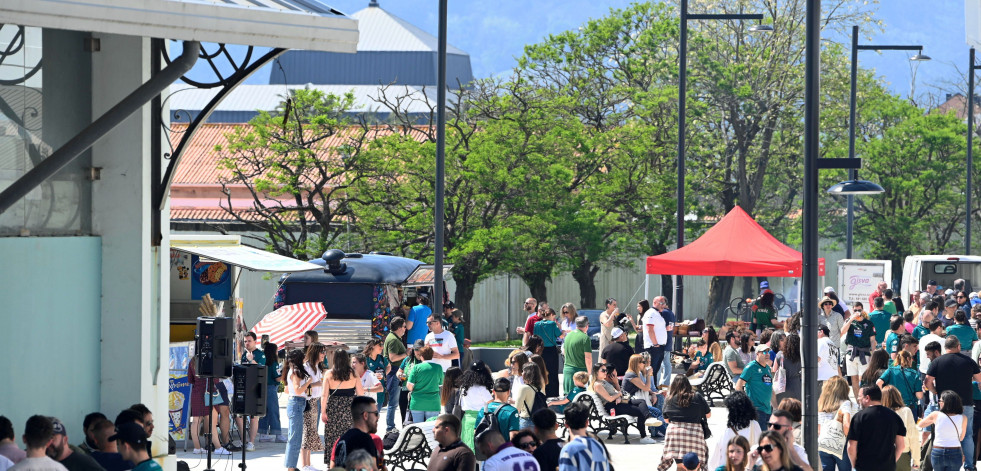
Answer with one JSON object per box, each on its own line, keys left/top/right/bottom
{"left": 434, "top": 0, "right": 447, "bottom": 306}
{"left": 676, "top": 0, "right": 770, "bottom": 319}
{"left": 802, "top": 1, "right": 821, "bottom": 464}
{"left": 843, "top": 25, "right": 929, "bottom": 258}
{"left": 967, "top": 48, "right": 980, "bottom": 254}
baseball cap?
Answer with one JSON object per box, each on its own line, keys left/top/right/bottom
{"left": 945, "top": 299, "right": 958, "bottom": 307}
{"left": 945, "top": 289, "right": 955, "bottom": 297}
{"left": 611, "top": 328, "right": 625, "bottom": 338}
{"left": 755, "top": 344, "right": 771, "bottom": 353}
{"left": 760, "top": 281, "right": 769, "bottom": 289}
{"left": 108, "top": 422, "right": 147, "bottom": 447}
{"left": 823, "top": 286, "right": 836, "bottom": 294}
{"left": 928, "top": 280, "right": 938, "bottom": 286}
{"left": 682, "top": 452, "right": 700, "bottom": 469}
{"left": 49, "top": 417, "right": 67, "bottom": 437}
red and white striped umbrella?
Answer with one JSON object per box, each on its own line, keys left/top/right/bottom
{"left": 252, "top": 302, "right": 326, "bottom": 347}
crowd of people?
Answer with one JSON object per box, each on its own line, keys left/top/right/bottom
{"left": 0, "top": 406, "right": 162, "bottom": 471}
{"left": 15, "top": 281, "right": 981, "bottom": 471}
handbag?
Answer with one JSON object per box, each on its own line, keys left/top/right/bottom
{"left": 817, "top": 409, "right": 846, "bottom": 459}
{"left": 772, "top": 356, "right": 787, "bottom": 395}
{"left": 451, "top": 390, "right": 464, "bottom": 419}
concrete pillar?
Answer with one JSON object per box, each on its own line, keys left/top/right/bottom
{"left": 90, "top": 33, "right": 171, "bottom": 466}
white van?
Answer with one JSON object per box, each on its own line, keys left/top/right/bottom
{"left": 900, "top": 255, "right": 981, "bottom": 306}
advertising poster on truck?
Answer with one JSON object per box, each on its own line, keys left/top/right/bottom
{"left": 837, "top": 259, "right": 892, "bottom": 307}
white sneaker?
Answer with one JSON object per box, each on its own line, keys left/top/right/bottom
{"left": 638, "top": 437, "right": 656, "bottom": 444}
{"left": 275, "top": 435, "right": 288, "bottom": 443}
{"left": 303, "top": 466, "right": 322, "bottom": 471}
{"left": 213, "top": 447, "right": 232, "bottom": 456}
{"left": 245, "top": 442, "right": 255, "bottom": 451}
{"left": 192, "top": 448, "right": 205, "bottom": 454}
{"left": 645, "top": 418, "right": 663, "bottom": 428}
{"left": 257, "top": 434, "right": 273, "bottom": 442}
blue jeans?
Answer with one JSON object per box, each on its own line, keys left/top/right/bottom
{"left": 756, "top": 409, "right": 770, "bottom": 431}
{"left": 385, "top": 375, "right": 401, "bottom": 431}
{"left": 963, "top": 405, "right": 976, "bottom": 471}
{"left": 257, "top": 384, "right": 281, "bottom": 435}
{"left": 645, "top": 405, "right": 667, "bottom": 437}
{"left": 283, "top": 396, "right": 306, "bottom": 469}
{"left": 931, "top": 446, "right": 964, "bottom": 471}
{"left": 658, "top": 345, "right": 673, "bottom": 386}
{"left": 819, "top": 449, "right": 850, "bottom": 471}
{"left": 410, "top": 410, "right": 439, "bottom": 423}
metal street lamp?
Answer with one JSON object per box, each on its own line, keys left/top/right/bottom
{"left": 675, "top": 0, "right": 771, "bottom": 320}
{"left": 842, "top": 25, "right": 929, "bottom": 258}
{"left": 966, "top": 48, "right": 981, "bottom": 254}
{"left": 434, "top": 0, "right": 447, "bottom": 308}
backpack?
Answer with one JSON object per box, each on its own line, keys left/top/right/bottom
{"left": 524, "top": 386, "right": 548, "bottom": 415}
{"left": 474, "top": 403, "right": 506, "bottom": 439}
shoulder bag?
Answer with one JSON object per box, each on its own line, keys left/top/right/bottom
{"left": 772, "top": 355, "right": 787, "bottom": 394}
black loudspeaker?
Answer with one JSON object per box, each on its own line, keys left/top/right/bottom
{"left": 231, "top": 364, "right": 267, "bottom": 417}
{"left": 195, "top": 317, "right": 233, "bottom": 378}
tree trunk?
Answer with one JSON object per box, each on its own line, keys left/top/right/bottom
{"left": 571, "top": 260, "right": 600, "bottom": 309}
{"left": 521, "top": 271, "right": 549, "bottom": 304}
{"left": 660, "top": 275, "right": 673, "bottom": 307}
{"left": 706, "top": 276, "right": 735, "bottom": 327}
{"left": 453, "top": 268, "right": 479, "bottom": 331}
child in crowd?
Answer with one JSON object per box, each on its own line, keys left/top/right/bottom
{"left": 546, "top": 371, "right": 588, "bottom": 413}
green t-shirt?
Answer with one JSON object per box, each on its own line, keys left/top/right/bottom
{"left": 846, "top": 318, "right": 875, "bottom": 348}
{"left": 868, "top": 310, "right": 891, "bottom": 344}
{"left": 553, "top": 386, "right": 586, "bottom": 413}
{"left": 563, "top": 330, "right": 591, "bottom": 369}
{"left": 946, "top": 324, "right": 979, "bottom": 351}
{"left": 879, "top": 366, "right": 921, "bottom": 407}
{"left": 912, "top": 324, "right": 930, "bottom": 340}
{"left": 884, "top": 301, "right": 898, "bottom": 315}
{"left": 384, "top": 332, "right": 406, "bottom": 363}
{"left": 739, "top": 360, "right": 773, "bottom": 414}
{"left": 407, "top": 361, "right": 443, "bottom": 411}
{"left": 885, "top": 332, "right": 900, "bottom": 356}
{"left": 534, "top": 319, "right": 562, "bottom": 347}
{"left": 753, "top": 305, "right": 776, "bottom": 329}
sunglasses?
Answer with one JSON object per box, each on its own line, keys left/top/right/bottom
{"left": 767, "top": 422, "right": 784, "bottom": 430}
{"left": 757, "top": 444, "right": 774, "bottom": 453}
{"left": 517, "top": 441, "right": 537, "bottom": 450}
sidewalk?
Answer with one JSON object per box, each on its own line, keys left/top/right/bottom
{"left": 174, "top": 391, "right": 736, "bottom": 470}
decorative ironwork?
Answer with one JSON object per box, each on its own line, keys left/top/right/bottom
{"left": 0, "top": 24, "right": 42, "bottom": 86}
{"left": 690, "top": 362, "right": 734, "bottom": 406}
{"left": 161, "top": 41, "right": 254, "bottom": 89}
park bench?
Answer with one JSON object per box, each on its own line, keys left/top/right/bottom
{"left": 383, "top": 422, "right": 433, "bottom": 471}
{"left": 688, "top": 362, "right": 733, "bottom": 406}
{"left": 576, "top": 392, "right": 641, "bottom": 444}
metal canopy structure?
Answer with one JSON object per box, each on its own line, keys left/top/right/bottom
{"left": 0, "top": 0, "right": 359, "bottom": 52}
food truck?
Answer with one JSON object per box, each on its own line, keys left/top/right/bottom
{"left": 274, "top": 249, "right": 450, "bottom": 349}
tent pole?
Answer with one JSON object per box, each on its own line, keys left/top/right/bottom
{"left": 644, "top": 275, "right": 650, "bottom": 302}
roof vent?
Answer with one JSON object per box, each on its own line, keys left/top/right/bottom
{"left": 322, "top": 249, "right": 348, "bottom": 275}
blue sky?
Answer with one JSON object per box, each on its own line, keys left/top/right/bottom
{"left": 227, "top": 0, "right": 971, "bottom": 103}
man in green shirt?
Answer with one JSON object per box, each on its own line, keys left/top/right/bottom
{"left": 885, "top": 316, "right": 905, "bottom": 363}
{"left": 383, "top": 318, "right": 408, "bottom": 432}
{"left": 562, "top": 316, "right": 592, "bottom": 396}
{"left": 735, "top": 344, "right": 774, "bottom": 429}
{"left": 407, "top": 345, "right": 443, "bottom": 422}
{"left": 475, "top": 378, "right": 521, "bottom": 440}
{"left": 868, "top": 297, "right": 891, "bottom": 344}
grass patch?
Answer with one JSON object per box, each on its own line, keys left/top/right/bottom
{"left": 471, "top": 339, "right": 523, "bottom": 348}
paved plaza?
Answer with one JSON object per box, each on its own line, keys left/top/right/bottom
{"left": 174, "top": 390, "right": 735, "bottom": 470}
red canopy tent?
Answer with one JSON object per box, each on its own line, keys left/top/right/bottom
{"left": 646, "top": 206, "right": 824, "bottom": 277}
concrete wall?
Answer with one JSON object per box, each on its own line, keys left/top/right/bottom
{"left": 0, "top": 237, "right": 102, "bottom": 444}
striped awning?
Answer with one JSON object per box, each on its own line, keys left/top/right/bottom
{"left": 0, "top": 0, "right": 359, "bottom": 52}
{"left": 251, "top": 302, "right": 326, "bottom": 347}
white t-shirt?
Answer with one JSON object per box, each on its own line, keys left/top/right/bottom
{"left": 360, "top": 370, "right": 381, "bottom": 396}
{"left": 483, "top": 446, "right": 540, "bottom": 471}
{"left": 425, "top": 329, "right": 458, "bottom": 372}
{"left": 304, "top": 363, "right": 325, "bottom": 397}
{"left": 919, "top": 333, "right": 946, "bottom": 374}
{"left": 642, "top": 309, "right": 667, "bottom": 349}
{"left": 8, "top": 456, "right": 67, "bottom": 471}
{"left": 817, "top": 337, "right": 837, "bottom": 381}
{"left": 460, "top": 386, "right": 493, "bottom": 411}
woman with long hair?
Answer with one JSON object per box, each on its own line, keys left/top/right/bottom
{"left": 918, "top": 390, "right": 968, "bottom": 471}
{"left": 622, "top": 354, "right": 666, "bottom": 438}
{"left": 301, "top": 344, "right": 327, "bottom": 470}
{"left": 534, "top": 308, "right": 563, "bottom": 396}
{"left": 708, "top": 391, "right": 762, "bottom": 470}
{"left": 739, "top": 332, "right": 754, "bottom": 366}
{"left": 284, "top": 349, "right": 313, "bottom": 471}
{"left": 524, "top": 335, "right": 545, "bottom": 357}
{"left": 256, "top": 342, "right": 284, "bottom": 441}
{"left": 515, "top": 363, "right": 546, "bottom": 430}
{"left": 817, "top": 376, "right": 857, "bottom": 471}
{"left": 718, "top": 435, "right": 751, "bottom": 471}
{"left": 439, "top": 366, "right": 463, "bottom": 415}
{"left": 877, "top": 350, "right": 923, "bottom": 415}
{"left": 502, "top": 351, "right": 529, "bottom": 400}
{"left": 362, "top": 339, "right": 389, "bottom": 406}
{"left": 705, "top": 326, "right": 722, "bottom": 361}
{"left": 321, "top": 349, "right": 363, "bottom": 468}
{"left": 881, "top": 385, "right": 920, "bottom": 471}
{"left": 748, "top": 431, "right": 802, "bottom": 471}
{"left": 657, "top": 375, "right": 710, "bottom": 470}
{"left": 859, "top": 349, "right": 889, "bottom": 388}
{"left": 458, "top": 361, "right": 494, "bottom": 450}
{"left": 529, "top": 354, "right": 550, "bottom": 395}
{"left": 591, "top": 364, "right": 656, "bottom": 443}
{"left": 559, "top": 303, "right": 578, "bottom": 341}
{"left": 776, "top": 333, "right": 802, "bottom": 404}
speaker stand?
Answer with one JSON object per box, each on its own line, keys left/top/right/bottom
{"left": 238, "top": 415, "right": 249, "bottom": 471}
{"left": 204, "top": 379, "right": 215, "bottom": 471}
